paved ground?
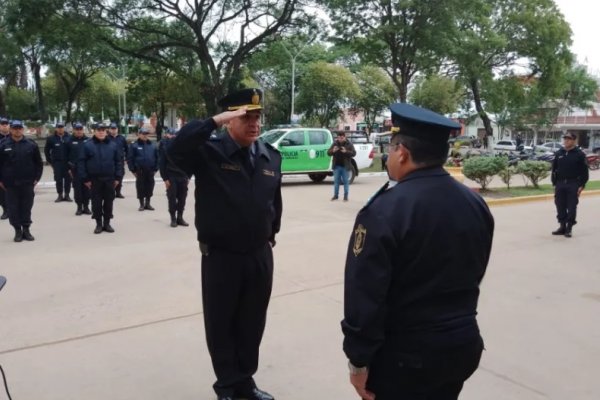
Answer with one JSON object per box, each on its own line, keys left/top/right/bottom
{"left": 0, "top": 172, "right": 599, "bottom": 400}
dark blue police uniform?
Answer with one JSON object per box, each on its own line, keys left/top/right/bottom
{"left": 158, "top": 131, "right": 190, "bottom": 226}
{"left": 108, "top": 123, "right": 128, "bottom": 198}
{"left": 66, "top": 127, "right": 91, "bottom": 215}
{"left": 551, "top": 134, "right": 589, "bottom": 237}
{"left": 44, "top": 124, "right": 72, "bottom": 201}
{"left": 127, "top": 133, "right": 158, "bottom": 210}
{"left": 0, "top": 121, "right": 44, "bottom": 242}
{"left": 0, "top": 117, "right": 10, "bottom": 220}
{"left": 78, "top": 129, "right": 124, "bottom": 233}
{"left": 342, "top": 103, "right": 494, "bottom": 400}
{"left": 168, "top": 89, "right": 282, "bottom": 400}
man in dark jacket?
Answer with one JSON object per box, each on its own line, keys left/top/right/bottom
{"left": 0, "top": 117, "right": 10, "bottom": 220}
{"left": 327, "top": 132, "right": 356, "bottom": 201}
{"left": 158, "top": 128, "right": 189, "bottom": 227}
{"left": 66, "top": 122, "right": 91, "bottom": 216}
{"left": 108, "top": 122, "right": 128, "bottom": 198}
{"left": 127, "top": 127, "right": 158, "bottom": 211}
{"left": 342, "top": 103, "right": 494, "bottom": 400}
{"left": 44, "top": 121, "right": 73, "bottom": 202}
{"left": 168, "top": 88, "right": 282, "bottom": 400}
{"left": 78, "top": 124, "right": 124, "bottom": 234}
{"left": 551, "top": 132, "right": 589, "bottom": 238}
{"left": 0, "top": 120, "right": 44, "bottom": 242}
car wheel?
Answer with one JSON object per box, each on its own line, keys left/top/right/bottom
{"left": 308, "top": 173, "right": 327, "bottom": 183}
{"left": 348, "top": 166, "right": 357, "bottom": 184}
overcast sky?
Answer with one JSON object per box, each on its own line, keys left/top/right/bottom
{"left": 554, "top": 0, "right": 600, "bottom": 75}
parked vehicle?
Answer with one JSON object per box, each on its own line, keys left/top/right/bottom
{"left": 448, "top": 135, "right": 482, "bottom": 148}
{"left": 493, "top": 140, "right": 533, "bottom": 152}
{"left": 537, "top": 141, "right": 562, "bottom": 152}
{"left": 586, "top": 153, "right": 600, "bottom": 170}
{"left": 260, "top": 128, "right": 375, "bottom": 183}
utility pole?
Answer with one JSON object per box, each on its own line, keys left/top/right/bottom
{"left": 280, "top": 37, "right": 315, "bottom": 124}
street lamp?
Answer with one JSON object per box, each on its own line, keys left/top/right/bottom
{"left": 280, "top": 37, "right": 315, "bottom": 124}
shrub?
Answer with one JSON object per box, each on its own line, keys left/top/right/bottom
{"left": 462, "top": 156, "right": 505, "bottom": 190}
{"left": 498, "top": 163, "right": 517, "bottom": 189}
{"left": 516, "top": 160, "right": 550, "bottom": 188}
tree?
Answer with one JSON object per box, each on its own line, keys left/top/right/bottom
{"left": 295, "top": 62, "right": 359, "bottom": 127}
{"left": 351, "top": 65, "right": 396, "bottom": 132}
{"left": 409, "top": 75, "right": 464, "bottom": 114}
{"left": 77, "top": 0, "right": 312, "bottom": 115}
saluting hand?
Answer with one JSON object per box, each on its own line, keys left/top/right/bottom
{"left": 350, "top": 370, "right": 375, "bottom": 400}
{"left": 212, "top": 107, "right": 249, "bottom": 127}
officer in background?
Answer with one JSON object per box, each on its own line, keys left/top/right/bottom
{"left": 78, "top": 123, "right": 124, "bottom": 234}
{"left": 44, "top": 121, "right": 73, "bottom": 202}
{"left": 158, "top": 128, "right": 189, "bottom": 227}
{"left": 108, "top": 122, "right": 128, "bottom": 198}
{"left": 0, "top": 117, "right": 10, "bottom": 220}
{"left": 0, "top": 120, "right": 44, "bottom": 242}
{"left": 342, "top": 103, "right": 494, "bottom": 400}
{"left": 127, "top": 127, "right": 158, "bottom": 211}
{"left": 67, "top": 122, "right": 91, "bottom": 216}
{"left": 551, "top": 132, "right": 589, "bottom": 238}
{"left": 168, "top": 88, "right": 282, "bottom": 400}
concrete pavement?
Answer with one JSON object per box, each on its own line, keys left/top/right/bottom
{"left": 0, "top": 174, "right": 598, "bottom": 399}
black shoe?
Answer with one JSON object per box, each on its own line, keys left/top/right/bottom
{"left": 144, "top": 199, "right": 155, "bottom": 211}
{"left": 552, "top": 224, "right": 566, "bottom": 235}
{"left": 13, "top": 227, "right": 23, "bottom": 242}
{"left": 565, "top": 223, "right": 572, "bottom": 238}
{"left": 238, "top": 388, "right": 275, "bottom": 400}
{"left": 138, "top": 205, "right": 145, "bottom": 211}
{"left": 331, "top": 196, "right": 338, "bottom": 201}
{"left": 63, "top": 195, "right": 73, "bottom": 202}
{"left": 94, "top": 224, "right": 103, "bottom": 234}
{"left": 177, "top": 218, "right": 189, "bottom": 227}
{"left": 103, "top": 220, "right": 115, "bottom": 233}
{"left": 76, "top": 205, "right": 83, "bottom": 216}
{"left": 0, "top": 210, "right": 7, "bottom": 220}
{"left": 83, "top": 206, "right": 92, "bottom": 215}
{"left": 55, "top": 195, "right": 63, "bottom": 203}
{"left": 343, "top": 195, "right": 348, "bottom": 202}
{"left": 170, "top": 218, "right": 178, "bottom": 228}
{"left": 116, "top": 193, "right": 125, "bottom": 199}
{"left": 22, "top": 227, "right": 35, "bottom": 241}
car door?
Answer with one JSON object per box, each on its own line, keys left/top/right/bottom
{"left": 278, "top": 129, "right": 309, "bottom": 172}
{"left": 306, "top": 129, "right": 332, "bottom": 170}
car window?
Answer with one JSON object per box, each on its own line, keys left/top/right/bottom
{"left": 261, "top": 130, "right": 287, "bottom": 144}
{"left": 497, "top": 141, "right": 510, "bottom": 146}
{"left": 308, "top": 130, "right": 327, "bottom": 145}
{"left": 284, "top": 130, "right": 305, "bottom": 146}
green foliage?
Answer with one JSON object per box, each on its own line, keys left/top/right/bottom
{"left": 409, "top": 75, "right": 464, "bottom": 114}
{"left": 498, "top": 162, "right": 517, "bottom": 189}
{"left": 516, "top": 160, "right": 551, "bottom": 188}
{"left": 462, "top": 156, "right": 505, "bottom": 190}
{"left": 5, "top": 87, "right": 36, "bottom": 119}
{"left": 351, "top": 65, "right": 396, "bottom": 132}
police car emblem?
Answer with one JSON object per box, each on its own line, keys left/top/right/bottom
{"left": 353, "top": 224, "right": 367, "bottom": 256}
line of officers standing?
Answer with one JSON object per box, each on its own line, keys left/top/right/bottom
{"left": 0, "top": 117, "right": 190, "bottom": 242}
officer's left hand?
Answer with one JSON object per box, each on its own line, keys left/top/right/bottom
{"left": 113, "top": 180, "right": 119, "bottom": 188}
{"left": 577, "top": 187, "right": 584, "bottom": 197}
{"left": 33, "top": 180, "right": 38, "bottom": 187}
{"left": 350, "top": 370, "right": 375, "bottom": 400}
{"left": 0, "top": 182, "right": 5, "bottom": 190}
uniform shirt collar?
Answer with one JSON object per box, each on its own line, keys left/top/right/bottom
{"left": 222, "top": 132, "right": 270, "bottom": 161}
{"left": 398, "top": 165, "right": 448, "bottom": 184}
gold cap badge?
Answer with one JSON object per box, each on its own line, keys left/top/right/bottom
{"left": 252, "top": 90, "right": 260, "bottom": 105}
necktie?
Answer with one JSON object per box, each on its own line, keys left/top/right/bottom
{"left": 240, "top": 146, "right": 253, "bottom": 175}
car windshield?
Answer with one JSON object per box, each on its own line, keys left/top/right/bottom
{"left": 260, "top": 130, "right": 287, "bottom": 144}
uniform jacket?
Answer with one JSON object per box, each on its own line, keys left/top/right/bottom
{"left": 109, "top": 134, "right": 129, "bottom": 158}
{"left": 78, "top": 136, "right": 124, "bottom": 181}
{"left": 127, "top": 139, "right": 158, "bottom": 172}
{"left": 44, "top": 133, "right": 71, "bottom": 164}
{"left": 66, "top": 135, "right": 88, "bottom": 168}
{"left": 341, "top": 167, "right": 494, "bottom": 367}
{"left": 551, "top": 147, "right": 589, "bottom": 187}
{"left": 327, "top": 140, "right": 356, "bottom": 170}
{"left": 168, "top": 118, "right": 283, "bottom": 253}
{"left": 158, "top": 137, "right": 188, "bottom": 181}
{"left": 0, "top": 137, "right": 44, "bottom": 186}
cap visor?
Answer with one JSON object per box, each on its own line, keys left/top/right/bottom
{"left": 227, "top": 104, "right": 263, "bottom": 111}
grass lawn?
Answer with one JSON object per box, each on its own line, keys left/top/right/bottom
{"left": 484, "top": 180, "right": 600, "bottom": 198}
{"left": 359, "top": 154, "right": 387, "bottom": 173}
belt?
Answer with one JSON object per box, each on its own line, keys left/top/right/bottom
{"left": 198, "top": 241, "right": 269, "bottom": 256}
{"left": 557, "top": 178, "right": 579, "bottom": 184}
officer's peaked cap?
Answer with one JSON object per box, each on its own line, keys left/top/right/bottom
{"left": 109, "top": 122, "right": 118, "bottom": 129}
{"left": 0, "top": 117, "right": 8, "bottom": 124}
{"left": 389, "top": 103, "right": 461, "bottom": 143}
{"left": 56, "top": 121, "right": 65, "bottom": 128}
{"left": 10, "top": 120, "right": 24, "bottom": 128}
{"left": 73, "top": 122, "right": 84, "bottom": 129}
{"left": 217, "top": 88, "right": 263, "bottom": 111}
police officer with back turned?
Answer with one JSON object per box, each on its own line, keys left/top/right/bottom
{"left": 158, "top": 128, "right": 189, "bottom": 227}
{"left": 128, "top": 127, "right": 158, "bottom": 211}
{"left": 108, "top": 122, "right": 128, "bottom": 198}
{"left": 67, "top": 122, "right": 91, "bottom": 216}
{"left": 0, "top": 117, "right": 10, "bottom": 220}
{"left": 168, "top": 88, "right": 282, "bottom": 400}
{"left": 342, "top": 103, "right": 494, "bottom": 400}
{"left": 45, "top": 121, "right": 73, "bottom": 202}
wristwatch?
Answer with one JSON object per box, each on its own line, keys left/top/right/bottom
{"left": 348, "top": 360, "right": 368, "bottom": 375}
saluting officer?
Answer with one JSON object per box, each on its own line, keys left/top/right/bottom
{"left": 158, "top": 128, "right": 189, "bottom": 227}
{"left": 44, "top": 121, "right": 73, "bottom": 202}
{"left": 0, "top": 117, "right": 10, "bottom": 220}
{"left": 342, "top": 103, "right": 494, "bottom": 400}
{"left": 0, "top": 120, "right": 44, "bottom": 242}
{"left": 551, "top": 132, "right": 589, "bottom": 238}
{"left": 127, "top": 127, "right": 158, "bottom": 211}
{"left": 168, "top": 88, "right": 282, "bottom": 400}
{"left": 78, "top": 123, "right": 124, "bottom": 234}
{"left": 66, "top": 122, "right": 91, "bottom": 216}
{"left": 108, "top": 122, "right": 128, "bottom": 198}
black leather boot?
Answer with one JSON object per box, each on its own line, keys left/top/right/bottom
{"left": 144, "top": 197, "right": 155, "bottom": 211}
{"left": 94, "top": 219, "right": 103, "bottom": 234}
{"left": 83, "top": 204, "right": 92, "bottom": 215}
{"left": 22, "top": 226, "right": 35, "bottom": 241}
{"left": 55, "top": 194, "right": 63, "bottom": 203}
{"left": 103, "top": 218, "right": 115, "bottom": 233}
{"left": 0, "top": 207, "right": 7, "bottom": 220}
{"left": 564, "top": 223, "right": 573, "bottom": 238}
{"left": 552, "top": 223, "right": 566, "bottom": 235}
{"left": 176, "top": 212, "right": 189, "bottom": 226}
{"left": 63, "top": 194, "right": 73, "bottom": 202}
{"left": 138, "top": 199, "right": 145, "bottom": 211}
{"left": 75, "top": 204, "right": 83, "bottom": 216}
{"left": 13, "top": 226, "right": 23, "bottom": 242}
{"left": 170, "top": 213, "right": 178, "bottom": 228}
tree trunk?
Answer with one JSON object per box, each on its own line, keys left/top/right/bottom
{"left": 470, "top": 78, "right": 494, "bottom": 142}
{"left": 0, "top": 90, "right": 6, "bottom": 116}
{"left": 32, "top": 63, "right": 47, "bottom": 121}
{"left": 156, "top": 100, "right": 165, "bottom": 141}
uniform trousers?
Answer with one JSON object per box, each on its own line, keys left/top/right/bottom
{"left": 53, "top": 162, "right": 72, "bottom": 195}
{"left": 554, "top": 181, "right": 579, "bottom": 224}
{"left": 71, "top": 168, "right": 90, "bottom": 206}
{"left": 366, "top": 337, "right": 484, "bottom": 400}
{"left": 166, "top": 177, "right": 188, "bottom": 215}
{"left": 91, "top": 178, "right": 115, "bottom": 220}
{"left": 135, "top": 168, "right": 155, "bottom": 199}
{"left": 201, "top": 242, "right": 273, "bottom": 397}
{"left": 5, "top": 184, "right": 35, "bottom": 228}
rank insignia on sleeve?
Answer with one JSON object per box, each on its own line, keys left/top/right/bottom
{"left": 353, "top": 224, "right": 367, "bottom": 256}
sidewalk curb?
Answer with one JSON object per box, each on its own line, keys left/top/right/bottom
{"left": 485, "top": 189, "right": 600, "bottom": 207}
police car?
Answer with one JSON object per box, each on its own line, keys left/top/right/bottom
{"left": 260, "top": 128, "right": 374, "bottom": 183}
